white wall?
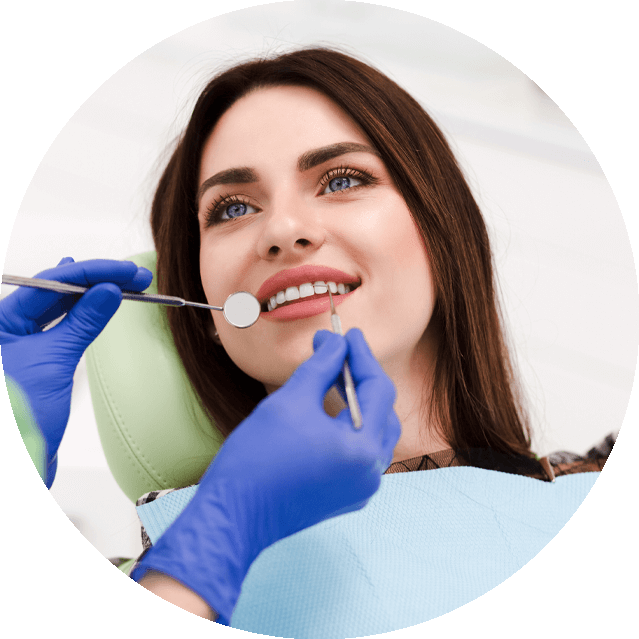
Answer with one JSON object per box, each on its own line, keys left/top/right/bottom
{"left": 2, "top": 3, "right": 637, "bottom": 561}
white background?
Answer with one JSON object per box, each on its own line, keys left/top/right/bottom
{"left": 3, "top": 0, "right": 638, "bottom": 562}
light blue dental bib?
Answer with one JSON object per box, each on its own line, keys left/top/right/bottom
{"left": 137, "top": 468, "right": 599, "bottom": 638}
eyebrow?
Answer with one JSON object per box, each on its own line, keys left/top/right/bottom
{"left": 197, "top": 142, "right": 380, "bottom": 204}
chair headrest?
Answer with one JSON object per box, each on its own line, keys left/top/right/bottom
{"left": 86, "top": 252, "right": 223, "bottom": 503}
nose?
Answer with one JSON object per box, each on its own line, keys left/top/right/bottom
{"left": 256, "top": 196, "right": 327, "bottom": 260}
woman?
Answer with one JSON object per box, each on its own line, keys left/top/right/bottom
{"left": 148, "top": 47, "right": 612, "bottom": 475}
{"left": 139, "top": 46, "right": 613, "bottom": 621}
{"left": 2, "top": 47, "right": 613, "bottom": 632}
{"left": 151, "top": 47, "right": 531, "bottom": 458}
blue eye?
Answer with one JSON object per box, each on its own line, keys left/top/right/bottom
{"left": 318, "top": 166, "right": 378, "bottom": 197}
{"left": 207, "top": 196, "right": 255, "bottom": 225}
{"left": 323, "top": 175, "right": 362, "bottom": 194}
{"left": 226, "top": 202, "right": 248, "bottom": 219}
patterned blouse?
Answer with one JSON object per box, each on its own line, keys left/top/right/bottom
{"left": 110, "top": 431, "right": 617, "bottom": 572}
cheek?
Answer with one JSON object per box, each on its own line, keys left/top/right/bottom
{"left": 357, "top": 195, "right": 427, "bottom": 255}
{"left": 398, "top": 213, "right": 429, "bottom": 261}
{"left": 400, "top": 216, "right": 433, "bottom": 293}
{"left": 198, "top": 245, "right": 219, "bottom": 303}
{"left": 199, "top": 237, "right": 243, "bottom": 300}
{"left": 406, "top": 211, "right": 429, "bottom": 253}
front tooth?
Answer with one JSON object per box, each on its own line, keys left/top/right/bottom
{"left": 267, "top": 301, "right": 273, "bottom": 312}
{"left": 270, "top": 295, "right": 277, "bottom": 309}
{"left": 299, "top": 283, "right": 314, "bottom": 298}
{"left": 276, "top": 291, "right": 286, "bottom": 304}
{"left": 313, "top": 281, "right": 327, "bottom": 294}
{"left": 337, "top": 283, "right": 346, "bottom": 295}
{"left": 327, "top": 282, "right": 337, "bottom": 294}
{"left": 285, "top": 286, "right": 300, "bottom": 301}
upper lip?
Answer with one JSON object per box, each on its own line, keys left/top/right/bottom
{"left": 256, "top": 265, "right": 361, "bottom": 304}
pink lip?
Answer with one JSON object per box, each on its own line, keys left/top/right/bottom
{"left": 256, "top": 265, "right": 360, "bottom": 305}
{"left": 260, "top": 287, "right": 356, "bottom": 321}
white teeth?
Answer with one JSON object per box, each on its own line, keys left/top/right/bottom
{"left": 299, "top": 283, "right": 315, "bottom": 298}
{"left": 313, "top": 281, "right": 328, "bottom": 294}
{"left": 266, "top": 280, "right": 358, "bottom": 311}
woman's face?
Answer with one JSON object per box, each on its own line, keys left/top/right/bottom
{"left": 197, "top": 85, "right": 437, "bottom": 390}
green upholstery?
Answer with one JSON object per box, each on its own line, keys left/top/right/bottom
{"left": 5, "top": 375, "right": 46, "bottom": 482}
{"left": 86, "top": 252, "right": 223, "bottom": 503}
{"left": 116, "top": 557, "right": 137, "bottom": 575}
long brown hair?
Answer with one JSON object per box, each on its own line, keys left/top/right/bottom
{"left": 150, "top": 46, "right": 533, "bottom": 458}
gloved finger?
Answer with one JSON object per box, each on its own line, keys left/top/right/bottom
{"left": 48, "top": 282, "right": 123, "bottom": 354}
{"left": 285, "top": 331, "right": 347, "bottom": 406}
{"left": 344, "top": 328, "right": 397, "bottom": 436}
{"left": 32, "top": 256, "right": 79, "bottom": 325}
{"left": 6, "top": 260, "right": 151, "bottom": 325}
{"left": 36, "top": 259, "right": 153, "bottom": 291}
{"left": 32, "top": 258, "right": 80, "bottom": 325}
{"left": 334, "top": 397, "right": 400, "bottom": 471}
{"left": 313, "top": 330, "right": 347, "bottom": 402}
{"left": 38, "top": 257, "right": 153, "bottom": 326}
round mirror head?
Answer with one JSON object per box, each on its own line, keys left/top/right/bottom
{"left": 223, "top": 291, "right": 261, "bottom": 328}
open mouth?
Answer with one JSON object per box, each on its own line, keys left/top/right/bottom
{"left": 261, "top": 280, "right": 362, "bottom": 313}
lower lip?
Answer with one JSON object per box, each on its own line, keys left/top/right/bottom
{"left": 260, "top": 289, "right": 357, "bottom": 321}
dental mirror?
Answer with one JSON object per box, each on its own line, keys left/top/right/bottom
{"left": 184, "top": 290, "right": 261, "bottom": 328}
{"left": 221, "top": 291, "right": 262, "bottom": 328}
{"left": 1, "top": 275, "right": 262, "bottom": 329}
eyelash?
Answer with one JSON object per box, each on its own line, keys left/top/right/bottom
{"left": 204, "top": 165, "right": 378, "bottom": 226}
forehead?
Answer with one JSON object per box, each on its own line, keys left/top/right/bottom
{"left": 199, "top": 85, "right": 370, "bottom": 176}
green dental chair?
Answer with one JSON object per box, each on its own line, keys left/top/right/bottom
{"left": 85, "top": 252, "right": 224, "bottom": 570}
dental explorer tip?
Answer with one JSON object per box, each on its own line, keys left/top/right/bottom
{"left": 327, "top": 287, "right": 336, "bottom": 314}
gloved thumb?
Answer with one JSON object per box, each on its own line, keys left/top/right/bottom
{"left": 312, "top": 329, "right": 335, "bottom": 352}
{"left": 51, "top": 283, "right": 123, "bottom": 354}
{"left": 279, "top": 331, "right": 348, "bottom": 400}
{"left": 286, "top": 330, "right": 347, "bottom": 401}
{"left": 313, "top": 330, "right": 347, "bottom": 402}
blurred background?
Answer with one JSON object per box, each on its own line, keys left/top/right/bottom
{"left": 2, "top": 1, "right": 637, "bottom": 562}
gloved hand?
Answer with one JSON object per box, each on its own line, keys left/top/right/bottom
{"left": 0, "top": 257, "right": 153, "bottom": 487}
{"left": 131, "top": 328, "right": 401, "bottom": 625}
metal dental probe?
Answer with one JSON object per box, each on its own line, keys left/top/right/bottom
{"left": 327, "top": 288, "right": 363, "bottom": 430}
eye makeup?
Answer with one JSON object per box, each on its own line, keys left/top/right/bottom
{"left": 318, "top": 165, "right": 378, "bottom": 194}
{"left": 202, "top": 163, "right": 380, "bottom": 227}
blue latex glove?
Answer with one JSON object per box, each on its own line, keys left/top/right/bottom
{"left": 131, "top": 328, "right": 401, "bottom": 625}
{"left": 0, "top": 258, "right": 153, "bottom": 487}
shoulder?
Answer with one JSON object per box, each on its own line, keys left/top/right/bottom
{"left": 549, "top": 431, "right": 617, "bottom": 476}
